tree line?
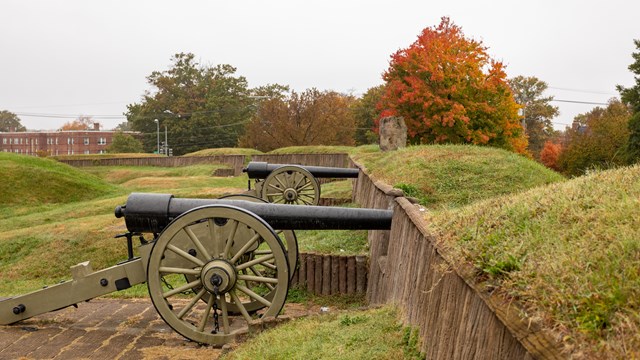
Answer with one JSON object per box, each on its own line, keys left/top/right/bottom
{"left": 2, "top": 18, "right": 639, "bottom": 175}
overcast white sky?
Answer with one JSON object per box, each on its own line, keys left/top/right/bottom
{"left": 1, "top": 0, "right": 638, "bottom": 131}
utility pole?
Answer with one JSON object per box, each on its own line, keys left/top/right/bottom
{"left": 154, "top": 119, "right": 160, "bottom": 154}
{"left": 164, "top": 125, "right": 168, "bottom": 156}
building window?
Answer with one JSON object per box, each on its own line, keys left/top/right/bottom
{"left": 84, "top": 150, "right": 90, "bottom": 154}
{"left": 56, "top": 138, "right": 59, "bottom": 145}
{"left": 98, "top": 149, "right": 107, "bottom": 154}
{"left": 98, "top": 137, "right": 107, "bottom": 145}
{"left": 35, "top": 139, "right": 38, "bottom": 145}
{"left": 84, "top": 137, "right": 89, "bottom": 145}
{"left": 2, "top": 138, "right": 5, "bottom": 144}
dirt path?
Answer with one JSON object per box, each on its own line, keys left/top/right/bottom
{"left": 0, "top": 298, "right": 319, "bottom": 359}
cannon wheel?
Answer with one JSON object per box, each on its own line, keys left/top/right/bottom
{"left": 261, "top": 165, "right": 320, "bottom": 205}
{"left": 147, "top": 205, "right": 289, "bottom": 346}
{"left": 220, "top": 194, "right": 298, "bottom": 278}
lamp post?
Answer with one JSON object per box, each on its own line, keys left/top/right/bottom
{"left": 164, "top": 125, "right": 168, "bottom": 156}
{"left": 154, "top": 119, "right": 160, "bottom": 154}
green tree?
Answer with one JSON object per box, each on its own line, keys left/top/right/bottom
{"left": 617, "top": 39, "right": 640, "bottom": 163}
{"left": 351, "top": 85, "right": 385, "bottom": 145}
{"left": 557, "top": 99, "right": 631, "bottom": 176}
{"left": 126, "top": 53, "right": 254, "bottom": 155}
{"left": 0, "top": 110, "right": 26, "bottom": 132}
{"left": 239, "top": 89, "right": 356, "bottom": 152}
{"left": 508, "top": 76, "right": 559, "bottom": 158}
{"left": 379, "top": 17, "right": 527, "bottom": 154}
{"left": 107, "top": 132, "right": 144, "bottom": 153}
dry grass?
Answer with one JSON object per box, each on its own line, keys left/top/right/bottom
{"left": 427, "top": 165, "right": 640, "bottom": 358}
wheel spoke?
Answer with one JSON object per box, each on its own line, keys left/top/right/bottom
{"left": 237, "top": 274, "right": 278, "bottom": 284}
{"left": 197, "top": 295, "right": 215, "bottom": 332}
{"left": 167, "top": 244, "right": 205, "bottom": 267}
{"left": 230, "top": 290, "right": 253, "bottom": 322}
{"left": 268, "top": 183, "right": 284, "bottom": 192}
{"left": 223, "top": 220, "right": 239, "bottom": 258}
{"left": 236, "top": 285, "right": 272, "bottom": 308}
{"left": 274, "top": 175, "right": 287, "bottom": 189}
{"left": 158, "top": 266, "right": 201, "bottom": 275}
{"left": 220, "top": 297, "right": 230, "bottom": 334}
{"left": 229, "top": 232, "right": 261, "bottom": 264}
{"left": 210, "top": 219, "right": 222, "bottom": 258}
{"left": 177, "top": 288, "right": 207, "bottom": 319}
{"left": 263, "top": 261, "right": 277, "bottom": 270}
{"left": 253, "top": 249, "right": 273, "bottom": 255}
{"left": 292, "top": 174, "right": 305, "bottom": 189}
{"left": 184, "top": 226, "right": 212, "bottom": 261}
{"left": 235, "top": 253, "right": 275, "bottom": 271}
{"left": 163, "top": 279, "right": 202, "bottom": 298}
{"left": 250, "top": 266, "right": 275, "bottom": 291}
{"left": 298, "top": 182, "right": 315, "bottom": 191}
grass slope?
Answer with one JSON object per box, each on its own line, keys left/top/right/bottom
{"left": 427, "top": 165, "right": 640, "bottom": 358}
{"left": 183, "top": 147, "right": 263, "bottom": 157}
{"left": 0, "top": 153, "right": 118, "bottom": 209}
{"left": 353, "top": 144, "right": 565, "bottom": 209}
{"left": 269, "top": 145, "right": 380, "bottom": 155}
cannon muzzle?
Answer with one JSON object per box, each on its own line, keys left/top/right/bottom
{"left": 116, "top": 193, "right": 392, "bottom": 234}
{"left": 243, "top": 161, "right": 359, "bottom": 179}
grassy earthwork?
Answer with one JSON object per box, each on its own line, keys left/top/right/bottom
{"left": 2, "top": 144, "right": 638, "bottom": 357}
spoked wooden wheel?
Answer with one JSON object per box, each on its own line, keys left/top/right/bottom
{"left": 220, "top": 194, "right": 298, "bottom": 278}
{"left": 147, "top": 205, "right": 289, "bottom": 346}
{"left": 261, "top": 165, "right": 320, "bottom": 205}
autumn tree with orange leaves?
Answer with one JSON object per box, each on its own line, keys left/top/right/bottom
{"left": 539, "top": 141, "right": 562, "bottom": 171}
{"left": 378, "top": 17, "right": 527, "bottom": 153}
{"left": 240, "top": 88, "right": 356, "bottom": 152}
{"left": 59, "top": 115, "right": 99, "bottom": 131}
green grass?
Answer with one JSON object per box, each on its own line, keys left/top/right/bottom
{"left": 320, "top": 179, "right": 353, "bottom": 199}
{"left": 0, "top": 152, "right": 119, "bottom": 211}
{"left": 426, "top": 164, "right": 640, "bottom": 358}
{"left": 51, "top": 153, "right": 161, "bottom": 161}
{"left": 353, "top": 144, "right": 565, "bottom": 209}
{"left": 223, "top": 306, "right": 423, "bottom": 360}
{"left": 296, "top": 229, "right": 368, "bottom": 255}
{"left": 269, "top": 144, "right": 380, "bottom": 155}
{"left": 183, "top": 147, "right": 263, "bottom": 157}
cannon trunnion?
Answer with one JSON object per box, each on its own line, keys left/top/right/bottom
{"left": 1, "top": 192, "right": 392, "bottom": 346}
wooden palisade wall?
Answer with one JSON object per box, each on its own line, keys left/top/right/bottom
{"left": 351, "top": 159, "right": 563, "bottom": 359}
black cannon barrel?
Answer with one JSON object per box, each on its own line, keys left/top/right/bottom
{"left": 243, "top": 161, "right": 359, "bottom": 179}
{"left": 115, "top": 193, "right": 392, "bottom": 234}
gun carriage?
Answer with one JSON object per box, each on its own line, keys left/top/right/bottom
{"left": 243, "top": 161, "right": 359, "bottom": 205}
{"left": 0, "top": 192, "right": 392, "bottom": 346}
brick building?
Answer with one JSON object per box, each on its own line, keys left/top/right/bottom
{"left": 0, "top": 125, "right": 136, "bottom": 156}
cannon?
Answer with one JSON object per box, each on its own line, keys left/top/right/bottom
{"left": 1, "top": 192, "right": 392, "bottom": 346}
{"left": 243, "top": 161, "right": 359, "bottom": 205}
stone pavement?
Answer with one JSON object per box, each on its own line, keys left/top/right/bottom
{"left": 0, "top": 298, "right": 317, "bottom": 359}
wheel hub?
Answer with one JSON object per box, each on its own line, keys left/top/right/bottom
{"left": 283, "top": 188, "right": 298, "bottom": 202}
{"left": 200, "top": 259, "right": 236, "bottom": 294}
